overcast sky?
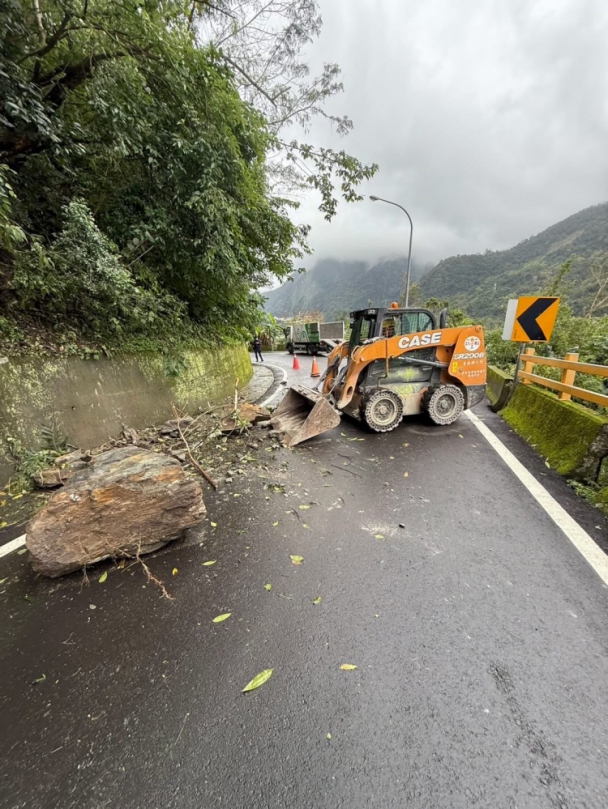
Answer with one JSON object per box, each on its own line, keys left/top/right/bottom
{"left": 289, "top": 0, "right": 608, "bottom": 268}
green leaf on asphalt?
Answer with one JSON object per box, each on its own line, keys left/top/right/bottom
{"left": 210, "top": 522, "right": 217, "bottom": 527}
{"left": 17, "top": 548, "right": 27, "bottom": 555}
{"left": 242, "top": 668, "right": 273, "bottom": 693}
{"left": 264, "top": 583, "right": 272, "bottom": 591}
{"left": 98, "top": 571, "right": 108, "bottom": 583}
{"left": 0, "top": 577, "right": 8, "bottom": 585}
{"left": 312, "top": 596, "right": 322, "bottom": 605}
{"left": 326, "top": 733, "right": 332, "bottom": 740}
{"left": 299, "top": 504, "right": 311, "bottom": 510}
{"left": 33, "top": 673, "right": 46, "bottom": 684}
{"left": 203, "top": 560, "right": 216, "bottom": 566}
{"left": 212, "top": 613, "right": 232, "bottom": 623}
{"left": 272, "top": 521, "right": 279, "bottom": 526}
{"left": 340, "top": 664, "right": 357, "bottom": 671}
{"left": 375, "top": 534, "right": 384, "bottom": 540}
{"left": 290, "top": 555, "right": 304, "bottom": 565}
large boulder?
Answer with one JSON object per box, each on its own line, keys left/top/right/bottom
{"left": 27, "top": 446, "right": 205, "bottom": 578}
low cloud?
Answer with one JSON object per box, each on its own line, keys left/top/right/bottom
{"left": 289, "top": 0, "right": 608, "bottom": 267}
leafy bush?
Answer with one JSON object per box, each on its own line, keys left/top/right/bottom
{"left": 12, "top": 200, "right": 186, "bottom": 341}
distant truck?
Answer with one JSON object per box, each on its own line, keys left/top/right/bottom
{"left": 284, "top": 321, "right": 345, "bottom": 355}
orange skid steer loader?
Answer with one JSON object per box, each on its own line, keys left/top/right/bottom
{"left": 271, "top": 304, "right": 487, "bottom": 447}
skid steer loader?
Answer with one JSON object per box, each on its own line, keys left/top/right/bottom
{"left": 271, "top": 304, "right": 487, "bottom": 447}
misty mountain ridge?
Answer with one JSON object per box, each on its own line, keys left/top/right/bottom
{"left": 265, "top": 202, "right": 608, "bottom": 321}
{"left": 263, "top": 257, "right": 429, "bottom": 319}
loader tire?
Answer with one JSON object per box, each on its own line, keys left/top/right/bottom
{"left": 425, "top": 385, "right": 464, "bottom": 425}
{"left": 363, "top": 389, "right": 404, "bottom": 433}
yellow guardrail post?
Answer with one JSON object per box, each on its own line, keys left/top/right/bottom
{"left": 558, "top": 352, "right": 579, "bottom": 401}
{"left": 520, "top": 347, "right": 536, "bottom": 384}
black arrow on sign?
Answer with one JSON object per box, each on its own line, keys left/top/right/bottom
{"left": 516, "top": 297, "right": 556, "bottom": 341}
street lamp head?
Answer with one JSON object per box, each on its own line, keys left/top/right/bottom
{"left": 369, "top": 195, "right": 380, "bottom": 201}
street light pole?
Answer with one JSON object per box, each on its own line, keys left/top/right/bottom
{"left": 369, "top": 195, "right": 414, "bottom": 307}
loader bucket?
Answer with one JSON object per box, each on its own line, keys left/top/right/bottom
{"left": 270, "top": 384, "right": 341, "bottom": 447}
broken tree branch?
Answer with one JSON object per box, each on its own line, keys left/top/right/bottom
{"left": 172, "top": 405, "right": 218, "bottom": 489}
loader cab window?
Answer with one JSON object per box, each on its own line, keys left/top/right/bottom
{"left": 349, "top": 312, "right": 377, "bottom": 349}
{"left": 380, "top": 310, "right": 435, "bottom": 338}
{"left": 400, "top": 311, "right": 435, "bottom": 335}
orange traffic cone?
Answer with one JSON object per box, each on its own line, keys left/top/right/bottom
{"left": 293, "top": 354, "right": 301, "bottom": 370}
{"left": 310, "top": 356, "right": 320, "bottom": 377}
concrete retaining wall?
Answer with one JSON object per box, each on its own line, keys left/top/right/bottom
{"left": 487, "top": 366, "right": 512, "bottom": 406}
{"left": 0, "top": 344, "right": 252, "bottom": 483}
{"left": 486, "top": 366, "right": 608, "bottom": 513}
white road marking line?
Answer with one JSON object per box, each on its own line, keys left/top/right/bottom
{"left": 0, "top": 534, "right": 27, "bottom": 560}
{"left": 260, "top": 364, "right": 288, "bottom": 408}
{"left": 465, "top": 410, "right": 608, "bottom": 587}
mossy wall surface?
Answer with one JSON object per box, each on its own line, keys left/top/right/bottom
{"left": 502, "top": 383, "right": 606, "bottom": 476}
{"left": 0, "top": 344, "right": 251, "bottom": 469}
{"left": 487, "top": 366, "right": 512, "bottom": 405}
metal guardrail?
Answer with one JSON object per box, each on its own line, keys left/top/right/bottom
{"left": 518, "top": 348, "right": 608, "bottom": 408}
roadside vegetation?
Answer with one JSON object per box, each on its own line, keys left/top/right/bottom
{"left": 0, "top": 0, "right": 377, "bottom": 357}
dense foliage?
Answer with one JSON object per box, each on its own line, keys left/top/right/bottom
{"left": 0, "top": 0, "right": 376, "bottom": 352}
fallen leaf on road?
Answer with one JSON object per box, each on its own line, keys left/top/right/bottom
{"left": 340, "top": 664, "right": 357, "bottom": 671}
{"left": 290, "top": 555, "right": 304, "bottom": 565}
{"left": 242, "top": 668, "right": 274, "bottom": 693}
{"left": 264, "top": 583, "right": 272, "bottom": 591}
{"left": 17, "top": 548, "right": 27, "bottom": 555}
{"left": 302, "top": 523, "right": 310, "bottom": 529}
{"left": 403, "top": 472, "right": 409, "bottom": 477}
{"left": 210, "top": 522, "right": 217, "bottom": 527}
{"left": 459, "top": 434, "right": 463, "bottom": 438}
{"left": 89, "top": 604, "right": 97, "bottom": 610}
{"left": 172, "top": 568, "right": 178, "bottom": 576}
{"left": 98, "top": 571, "right": 108, "bottom": 584}
{"left": 272, "top": 521, "right": 279, "bottom": 526}
{"left": 327, "top": 733, "right": 332, "bottom": 740}
{"left": 403, "top": 443, "right": 410, "bottom": 447}
{"left": 299, "top": 504, "right": 311, "bottom": 510}
{"left": 212, "top": 613, "right": 232, "bottom": 623}
{"left": 33, "top": 674, "right": 46, "bottom": 685}
{"left": 0, "top": 577, "right": 8, "bottom": 585}
{"left": 312, "top": 596, "right": 322, "bottom": 605}
{"left": 375, "top": 534, "right": 384, "bottom": 540}
{"left": 202, "top": 561, "right": 216, "bottom": 566}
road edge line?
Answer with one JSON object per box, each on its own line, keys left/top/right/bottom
{"left": 0, "top": 534, "right": 26, "bottom": 560}
{"left": 259, "top": 363, "right": 288, "bottom": 408}
{"left": 465, "top": 409, "right": 608, "bottom": 587}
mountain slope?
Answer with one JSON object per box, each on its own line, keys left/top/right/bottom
{"left": 418, "top": 202, "right": 608, "bottom": 320}
{"left": 264, "top": 258, "right": 426, "bottom": 319}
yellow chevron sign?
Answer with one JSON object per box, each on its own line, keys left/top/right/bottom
{"left": 502, "top": 297, "right": 560, "bottom": 342}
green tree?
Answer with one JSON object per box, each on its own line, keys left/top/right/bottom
{"left": 0, "top": 0, "right": 376, "bottom": 347}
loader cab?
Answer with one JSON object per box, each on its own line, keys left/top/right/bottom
{"left": 348, "top": 306, "right": 438, "bottom": 351}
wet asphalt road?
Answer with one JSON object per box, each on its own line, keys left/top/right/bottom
{"left": 1, "top": 352, "right": 608, "bottom": 809}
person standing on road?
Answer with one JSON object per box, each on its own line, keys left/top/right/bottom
{"left": 253, "top": 336, "right": 264, "bottom": 362}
